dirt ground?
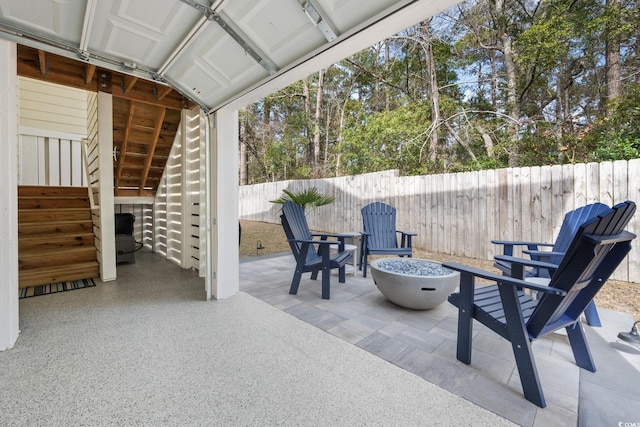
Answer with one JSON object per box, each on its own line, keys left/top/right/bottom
{"left": 239, "top": 220, "right": 640, "bottom": 321}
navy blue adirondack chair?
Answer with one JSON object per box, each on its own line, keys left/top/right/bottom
{"left": 492, "top": 202, "right": 610, "bottom": 326}
{"left": 360, "top": 202, "right": 416, "bottom": 278}
{"left": 445, "top": 201, "right": 636, "bottom": 407}
{"left": 281, "top": 201, "right": 352, "bottom": 299}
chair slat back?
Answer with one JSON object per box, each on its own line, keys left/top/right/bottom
{"left": 528, "top": 201, "right": 636, "bottom": 337}
{"left": 362, "top": 202, "right": 399, "bottom": 249}
{"left": 281, "top": 201, "right": 319, "bottom": 264}
{"left": 551, "top": 203, "right": 610, "bottom": 264}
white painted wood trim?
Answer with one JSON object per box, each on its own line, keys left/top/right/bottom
{"left": 208, "top": 109, "right": 239, "bottom": 299}
{"left": 97, "top": 92, "right": 116, "bottom": 282}
{"left": 0, "top": 39, "right": 20, "bottom": 351}
{"left": 114, "top": 196, "right": 155, "bottom": 204}
{"left": 180, "top": 108, "right": 190, "bottom": 269}
{"left": 19, "top": 126, "right": 86, "bottom": 141}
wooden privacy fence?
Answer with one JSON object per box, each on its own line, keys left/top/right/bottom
{"left": 239, "top": 160, "right": 640, "bottom": 283}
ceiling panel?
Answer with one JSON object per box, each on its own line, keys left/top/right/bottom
{"left": 163, "top": 21, "right": 269, "bottom": 108}
{"left": 223, "top": 0, "right": 325, "bottom": 68}
{"left": 316, "top": 0, "right": 401, "bottom": 33}
{"left": 0, "top": 0, "right": 85, "bottom": 42}
{"left": 87, "top": 0, "right": 202, "bottom": 69}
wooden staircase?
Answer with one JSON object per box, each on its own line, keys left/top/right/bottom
{"left": 18, "top": 186, "right": 99, "bottom": 288}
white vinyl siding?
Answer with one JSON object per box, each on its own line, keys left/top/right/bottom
{"left": 18, "top": 77, "right": 87, "bottom": 135}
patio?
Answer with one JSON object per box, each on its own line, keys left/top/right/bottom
{"left": 240, "top": 253, "right": 640, "bottom": 426}
{"left": 1, "top": 250, "right": 638, "bottom": 426}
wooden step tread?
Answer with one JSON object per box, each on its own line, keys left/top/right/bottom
{"left": 19, "top": 233, "right": 95, "bottom": 250}
{"left": 19, "top": 207, "right": 91, "bottom": 213}
{"left": 19, "top": 231, "right": 95, "bottom": 241}
{"left": 19, "top": 219, "right": 93, "bottom": 235}
{"left": 19, "top": 208, "right": 92, "bottom": 223}
{"left": 19, "top": 245, "right": 97, "bottom": 258}
{"left": 19, "top": 262, "right": 99, "bottom": 288}
{"left": 19, "top": 246, "right": 97, "bottom": 271}
{"left": 18, "top": 186, "right": 89, "bottom": 197}
{"left": 19, "top": 196, "right": 91, "bottom": 209}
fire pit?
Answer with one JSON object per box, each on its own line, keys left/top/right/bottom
{"left": 369, "top": 258, "right": 460, "bottom": 310}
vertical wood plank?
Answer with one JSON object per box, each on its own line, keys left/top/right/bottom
{"left": 539, "top": 165, "right": 553, "bottom": 245}
{"left": 612, "top": 160, "right": 629, "bottom": 281}
{"left": 497, "top": 169, "right": 510, "bottom": 242}
{"left": 573, "top": 162, "right": 587, "bottom": 207}
{"left": 562, "top": 163, "right": 575, "bottom": 215}
{"left": 585, "top": 162, "right": 600, "bottom": 204}
{"left": 627, "top": 159, "right": 640, "bottom": 282}
{"left": 519, "top": 167, "right": 531, "bottom": 242}
{"left": 433, "top": 173, "right": 443, "bottom": 253}
{"left": 60, "top": 139, "right": 71, "bottom": 186}
{"left": 19, "top": 135, "right": 39, "bottom": 185}
{"left": 485, "top": 169, "right": 497, "bottom": 260}
{"left": 599, "top": 161, "right": 614, "bottom": 206}
{"left": 476, "top": 170, "right": 487, "bottom": 260}
{"left": 529, "top": 167, "right": 542, "bottom": 244}
{"left": 551, "top": 165, "right": 564, "bottom": 241}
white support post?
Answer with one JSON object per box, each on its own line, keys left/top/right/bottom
{"left": 97, "top": 92, "right": 116, "bottom": 281}
{"left": 0, "top": 39, "right": 20, "bottom": 351}
{"left": 207, "top": 109, "right": 239, "bottom": 299}
{"left": 179, "top": 108, "right": 190, "bottom": 268}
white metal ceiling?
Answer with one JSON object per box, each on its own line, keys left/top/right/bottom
{"left": 0, "top": 0, "right": 459, "bottom": 112}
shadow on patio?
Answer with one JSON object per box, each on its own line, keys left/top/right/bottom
{"left": 241, "top": 252, "right": 640, "bottom": 427}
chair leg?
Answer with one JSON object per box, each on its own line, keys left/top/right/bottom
{"left": 362, "top": 252, "right": 368, "bottom": 277}
{"left": 320, "top": 248, "right": 331, "bottom": 299}
{"left": 321, "top": 267, "right": 330, "bottom": 299}
{"left": 566, "top": 322, "right": 596, "bottom": 372}
{"left": 310, "top": 270, "right": 319, "bottom": 280}
{"left": 338, "top": 265, "right": 346, "bottom": 283}
{"left": 498, "top": 284, "right": 546, "bottom": 408}
{"left": 455, "top": 273, "right": 475, "bottom": 365}
{"left": 289, "top": 269, "right": 303, "bottom": 295}
{"left": 583, "top": 301, "right": 602, "bottom": 327}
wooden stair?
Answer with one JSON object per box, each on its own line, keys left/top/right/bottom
{"left": 18, "top": 186, "right": 99, "bottom": 289}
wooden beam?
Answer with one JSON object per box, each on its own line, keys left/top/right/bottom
{"left": 139, "top": 106, "right": 166, "bottom": 195}
{"left": 156, "top": 85, "right": 173, "bottom": 101}
{"left": 115, "top": 100, "right": 136, "bottom": 191}
{"left": 113, "top": 85, "right": 183, "bottom": 110}
{"left": 37, "top": 49, "right": 47, "bottom": 76}
{"left": 17, "top": 45, "right": 190, "bottom": 110}
{"left": 122, "top": 75, "right": 138, "bottom": 94}
{"left": 85, "top": 64, "right": 96, "bottom": 85}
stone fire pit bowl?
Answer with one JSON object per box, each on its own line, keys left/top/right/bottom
{"left": 370, "top": 258, "right": 460, "bottom": 310}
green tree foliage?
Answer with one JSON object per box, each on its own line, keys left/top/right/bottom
{"left": 340, "top": 102, "right": 433, "bottom": 175}
{"left": 239, "top": 0, "right": 640, "bottom": 184}
{"left": 580, "top": 83, "right": 640, "bottom": 161}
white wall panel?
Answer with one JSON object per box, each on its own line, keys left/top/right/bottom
{"left": 18, "top": 77, "right": 88, "bottom": 136}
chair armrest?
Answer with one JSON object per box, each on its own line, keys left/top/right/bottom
{"left": 522, "top": 250, "right": 565, "bottom": 262}
{"left": 491, "top": 240, "right": 553, "bottom": 247}
{"left": 288, "top": 238, "right": 341, "bottom": 246}
{"left": 491, "top": 240, "right": 552, "bottom": 257}
{"left": 494, "top": 254, "right": 559, "bottom": 270}
{"left": 311, "top": 232, "right": 347, "bottom": 240}
{"left": 396, "top": 231, "right": 416, "bottom": 248}
{"left": 583, "top": 230, "right": 636, "bottom": 245}
{"left": 494, "top": 254, "right": 561, "bottom": 279}
{"left": 443, "top": 262, "right": 567, "bottom": 296}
